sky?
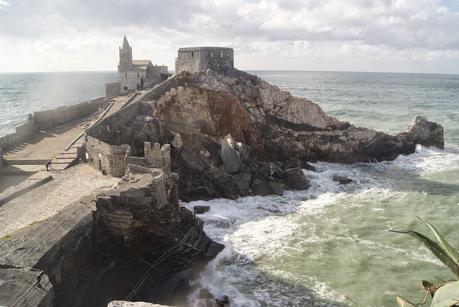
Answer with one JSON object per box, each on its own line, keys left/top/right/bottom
{"left": 0, "top": 0, "right": 458, "bottom": 74}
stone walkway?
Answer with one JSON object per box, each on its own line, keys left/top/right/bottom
{"left": 0, "top": 164, "right": 119, "bottom": 237}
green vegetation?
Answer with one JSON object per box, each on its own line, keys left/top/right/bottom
{"left": 391, "top": 218, "right": 459, "bottom": 307}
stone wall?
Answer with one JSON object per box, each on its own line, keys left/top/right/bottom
{"left": 33, "top": 97, "right": 108, "bottom": 130}
{"left": 0, "top": 97, "right": 109, "bottom": 150}
{"left": 0, "top": 121, "right": 36, "bottom": 150}
{"left": 85, "top": 135, "right": 131, "bottom": 177}
{"left": 86, "top": 102, "right": 140, "bottom": 144}
{"left": 175, "top": 47, "right": 234, "bottom": 73}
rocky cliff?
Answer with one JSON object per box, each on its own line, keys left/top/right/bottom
{"left": 127, "top": 67, "right": 442, "bottom": 200}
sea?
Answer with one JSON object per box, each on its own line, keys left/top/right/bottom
{"left": 1, "top": 71, "right": 459, "bottom": 306}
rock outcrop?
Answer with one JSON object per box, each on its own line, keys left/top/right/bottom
{"left": 399, "top": 115, "right": 444, "bottom": 149}
{"left": 86, "top": 65, "right": 444, "bottom": 200}
{"left": 142, "top": 68, "right": 443, "bottom": 164}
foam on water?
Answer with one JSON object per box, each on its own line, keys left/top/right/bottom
{"left": 183, "top": 144, "right": 459, "bottom": 306}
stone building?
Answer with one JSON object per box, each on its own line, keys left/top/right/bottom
{"left": 175, "top": 47, "right": 234, "bottom": 74}
{"left": 106, "top": 37, "right": 168, "bottom": 97}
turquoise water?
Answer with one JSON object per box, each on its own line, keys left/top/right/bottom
{"left": 0, "top": 72, "right": 116, "bottom": 137}
{"left": 0, "top": 71, "right": 458, "bottom": 306}
{"left": 185, "top": 71, "right": 459, "bottom": 307}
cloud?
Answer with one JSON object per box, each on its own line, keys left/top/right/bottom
{"left": 0, "top": 0, "right": 9, "bottom": 8}
{"left": 0, "top": 0, "right": 458, "bottom": 73}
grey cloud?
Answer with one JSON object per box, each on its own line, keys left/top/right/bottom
{"left": 0, "top": 0, "right": 458, "bottom": 51}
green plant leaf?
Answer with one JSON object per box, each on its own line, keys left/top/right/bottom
{"left": 430, "top": 281, "right": 459, "bottom": 307}
{"left": 390, "top": 230, "right": 459, "bottom": 279}
{"left": 418, "top": 217, "right": 459, "bottom": 266}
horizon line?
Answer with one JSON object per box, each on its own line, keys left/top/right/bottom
{"left": 0, "top": 69, "right": 458, "bottom": 76}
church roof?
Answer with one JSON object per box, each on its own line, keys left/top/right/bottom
{"left": 133, "top": 60, "right": 152, "bottom": 66}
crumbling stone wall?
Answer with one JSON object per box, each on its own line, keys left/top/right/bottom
{"left": 85, "top": 135, "right": 131, "bottom": 177}
{"left": 175, "top": 47, "right": 234, "bottom": 74}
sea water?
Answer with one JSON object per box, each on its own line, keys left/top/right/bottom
{"left": 1, "top": 71, "right": 458, "bottom": 306}
{"left": 0, "top": 72, "right": 116, "bottom": 137}
{"left": 183, "top": 71, "right": 459, "bottom": 306}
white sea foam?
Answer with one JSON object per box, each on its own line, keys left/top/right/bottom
{"left": 383, "top": 144, "right": 459, "bottom": 175}
{"left": 183, "top": 144, "right": 459, "bottom": 306}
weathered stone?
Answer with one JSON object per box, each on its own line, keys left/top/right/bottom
{"left": 283, "top": 158, "right": 302, "bottom": 170}
{"left": 220, "top": 134, "right": 242, "bottom": 174}
{"left": 171, "top": 133, "right": 183, "bottom": 149}
{"left": 108, "top": 301, "right": 172, "bottom": 307}
{"left": 251, "top": 178, "right": 271, "bottom": 196}
{"left": 179, "top": 149, "right": 208, "bottom": 173}
{"left": 285, "top": 167, "right": 310, "bottom": 190}
{"left": 204, "top": 241, "right": 225, "bottom": 258}
{"left": 234, "top": 172, "right": 252, "bottom": 196}
{"left": 211, "top": 169, "right": 240, "bottom": 199}
{"left": 199, "top": 288, "right": 215, "bottom": 299}
{"left": 268, "top": 181, "right": 285, "bottom": 196}
{"left": 202, "top": 137, "right": 223, "bottom": 165}
{"left": 402, "top": 115, "right": 444, "bottom": 148}
{"left": 303, "top": 162, "right": 316, "bottom": 172}
{"left": 332, "top": 175, "right": 353, "bottom": 185}
{"left": 193, "top": 205, "right": 210, "bottom": 214}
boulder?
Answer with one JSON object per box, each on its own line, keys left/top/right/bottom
{"left": 268, "top": 181, "right": 285, "bottom": 196}
{"left": 234, "top": 172, "right": 252, "bottom": 196}
{"left": 204, "top": 241, "right": 225, "bottom": 258}
{"left": 332, "top": 175, "right": 353, "bottom": 185}
{"left": 202, "top": 137, "right": 223, "bottom": 165}
{"left": 251, "top": 178, "right": 271, "bottom": 196}
{"left": 211, "top": 169, "right": 240, "bottom": 199}
{"left": 193, "top": 205, "right": 210, "bottom": 214}
{"left": 403, "top": 115, "right": 444, "bottom": 148}
{"left": 179, "top": 149, "right": 208, "bottom": 173}
{"left": 220, "top": 134, "right": 242, "bottom": 173}
{"left": 285, "top": 167, "right": 311, "bottom": 190}
{"left": 171, "top": 133, "right": 183, "bottom": 149}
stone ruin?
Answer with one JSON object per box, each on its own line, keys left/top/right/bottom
{"left": 175, "top": 47, "right": 234, "bottom": 74}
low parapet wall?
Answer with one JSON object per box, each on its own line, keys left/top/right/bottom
{"left": 33, "top": 97, "right": 108, "bottom": 130}
{"left": 0, "top": 97, "right": 109, "bottom": 150}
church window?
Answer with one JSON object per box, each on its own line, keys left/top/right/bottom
{"left": 191, "top": 52, "right": 194, "bottom": 57}
{"left": 137, "top": 73, "right": 139, "bottom": 78}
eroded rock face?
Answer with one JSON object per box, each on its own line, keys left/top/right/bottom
{"left": 400, "top": 115, "right": 444, "bottom": 149}
{"left": 143, "top": 68, "right": 443, "bottom": 165}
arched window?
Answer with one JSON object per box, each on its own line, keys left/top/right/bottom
{"left": 191, "top": 52, "right": 194, "bottom": 57}
{"left": 125, "top": 73, "right": 127, "bottom": 79}
{"left": 137, "top": 73, "right": 139, "bottom": 78}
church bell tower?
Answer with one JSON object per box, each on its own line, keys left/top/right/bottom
{"left": 118, "top": 36, "right": 133, "bottom": 72}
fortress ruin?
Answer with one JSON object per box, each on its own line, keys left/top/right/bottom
{"left": 175, "top": 47, "right": 234, "bottom": 73}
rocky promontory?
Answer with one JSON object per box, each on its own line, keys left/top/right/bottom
{"left": 118, "top": 66, "right": 442, "bottom": 200}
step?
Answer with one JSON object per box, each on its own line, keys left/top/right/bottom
{"left": 50, "top": 158, "right": 76, "bottom": 165}
{"left": 4, "top": 159, "right": 48, "bottom": 165}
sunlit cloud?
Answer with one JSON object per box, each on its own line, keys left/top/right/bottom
{"left": 0, "top": 0, "right": 458, "bottom": 73}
